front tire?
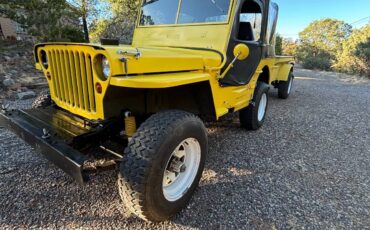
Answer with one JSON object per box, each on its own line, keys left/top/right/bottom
{"left": 239, "top": 81, "right": 269, "bottom": 130}
{"left": 118, "top": 110, "right": 208, "bottom": 222}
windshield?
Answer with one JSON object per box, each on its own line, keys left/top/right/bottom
{"left": 139, "top": 0, "right": 231, "bottom": 26}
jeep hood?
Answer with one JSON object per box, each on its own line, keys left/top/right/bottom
{"left": 103, "top": 45, "right": 223, "bottom": 76}
{"left": 35, "top": 43, "right": 223, "bottom": 76}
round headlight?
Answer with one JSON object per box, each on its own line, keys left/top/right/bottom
{"left": 40, "top": 50, "right": 48, "bottom": 69}
{"left": 102, "top": 56, "right": 110, "bottom": 79}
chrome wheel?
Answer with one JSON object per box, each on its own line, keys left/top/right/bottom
{"left": 163, "top": 138, "right": 201, "bottom": 202}
{"left": 257, "top": 93, "right": 267, "bottom": 122}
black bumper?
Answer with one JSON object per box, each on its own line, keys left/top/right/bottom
{"left": 0, "top": 108, "right": 89, "bottom": 184}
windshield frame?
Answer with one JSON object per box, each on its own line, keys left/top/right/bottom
{"left": 136, "top": 0, "right": 235, "bottom": 28}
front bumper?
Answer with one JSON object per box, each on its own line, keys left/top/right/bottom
{"left": 0, "top": 108, "right": 90, "bottom": 184}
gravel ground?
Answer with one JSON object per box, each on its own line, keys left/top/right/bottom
{"left": 1, "top": 68, "right": 370, "bottom": 229}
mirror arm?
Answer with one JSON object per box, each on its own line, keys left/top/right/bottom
{"left": 218, "top": 52, "right": 241, "bottom": 79}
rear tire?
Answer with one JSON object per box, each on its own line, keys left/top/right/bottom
{"left": 118, "top": 110, "right": 208, "bottom": 222}
{"left": 32, "top": 90, "right": 51, "bottom": 108}
{"left": 278, "top": 71, "right": 294, "bottom": 99}
{"left": 239, "top": 81, "right": 269, "bottom": 130}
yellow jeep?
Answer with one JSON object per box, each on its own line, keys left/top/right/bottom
{"left": 1, "top": 0, "right": 294, "bottom": 222}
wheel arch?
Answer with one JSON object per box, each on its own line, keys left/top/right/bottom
{"left": 103, "top": 81, "right": 216, "bottom": 120}
{"left": 258, "top": 66, "right": 270, "bottom": 84}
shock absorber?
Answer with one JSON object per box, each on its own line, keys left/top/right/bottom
{"left": 124, "top": 111, "right": 137, "bottom": 138}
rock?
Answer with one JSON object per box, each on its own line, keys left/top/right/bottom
{"left": 2, "top": 78, "right": 16, "bottom": 87}
{"left": 17, "top": 91, "right": 36, "bottom": 100}
{"left": 0, "top": 64, "right": 5, "bottom": 75}
{"left": 4, "top": 56, "right": 11, "bottom": 62}
{"left": 10, "top": 70, "right": 18, "bottom": 75}
{"left": 8, "top": 83, "right": 22, "bottom": 91}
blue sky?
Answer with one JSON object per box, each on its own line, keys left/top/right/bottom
{"left": 274, "top": 0, "right": 370, "bottom": 40}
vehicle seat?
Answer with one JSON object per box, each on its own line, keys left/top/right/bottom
{"left": 238, "top": 22, "right": 255, "bottom": 41}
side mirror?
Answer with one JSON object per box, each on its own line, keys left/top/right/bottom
{"left": 233, "top": 44, "right": 249, "bottom": 60}
{"left": 219, "top": 44, "right": 250, "bottom": 79}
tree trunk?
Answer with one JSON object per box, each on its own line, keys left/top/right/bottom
{"left": 82, "top": 16, "right": 89, "bottom": 43}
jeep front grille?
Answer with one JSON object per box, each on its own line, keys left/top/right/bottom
{"left": 48, "top": 49, "right": 96, "bottom": 112}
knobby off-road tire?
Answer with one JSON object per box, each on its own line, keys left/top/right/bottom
{"left": 239, "top": 81, "right": 270, "bottom": 130}
{"left": 31, "top": 90, "right": 51, "bottom": 108}
{"left": 278, "top": 71, "right": 294, "bottom": 99}
{"left": 118, "top": 110, "right": 208, "bottom": 222}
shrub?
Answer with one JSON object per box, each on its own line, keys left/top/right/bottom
{"left": 354, "top": 38, "right": 370, "bottom": 77}
{"left": 334, "top": 24, "right": 370, "bottom": 76}
{"left": 297, "top": 19, "right": 352, "bottom": 71}
{"left": 59, "top": 26, "right": 85, "bottom": 42}
{"left": 301, "top": 54, "right": 332, "bottom": 71}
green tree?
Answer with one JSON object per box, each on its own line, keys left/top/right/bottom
{"left": 297, "top": 19, "right": 352, "bottom": 70}
{"left": 106, "top": 0, "right": 139, "bottom": 22}
{"left": 282, "top": 38, "right": 298, "bottom": 56}
{"left": 355, "top": 38, "right": 370, "bottom": 77}
{"left": 67, "top": 0, "right": 101, "bottom": 42}
{"left": 0, "top": 0, "right": 84, "bottom": 42}
{"left": 89, "top": 0, "right": 139, "bottom": 44}
{"left": 334, "top": 24, "right": 370, "bottom": 76}
{"left": 275, "top": 34, "right": 283, "bottom": 55}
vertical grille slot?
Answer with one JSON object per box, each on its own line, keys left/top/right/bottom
{"left": 59, "top": 50, "right": 70, "bottom": 103}
{"left": 79, "top": 52, "right": 90, "bottom": 111}
{"left": 48, "top": 50, "right": 59, "bottom": 99}
{"left": 54, "top": 50, "right": 66, "bottom": 102}
{"left": 68, "top": 51, "right": 79, "bottom": 108}
{"left": 85, "top": 54, "right": 96, "bottom": 112}
{"left": 63, "top": 50, "right": 74, "bottom": 105}
{"left": 48, "top": 47, "right": 96, "bottom": 113}
{"left": 74, "top": 52, "right": 84, "bottom": 109}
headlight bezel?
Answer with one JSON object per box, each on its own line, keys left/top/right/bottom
{"left": 95, "top": 54, "right": 111, "bottom": 81}
{"left": 102, "top": 56, "right": 111, "bottom": 79}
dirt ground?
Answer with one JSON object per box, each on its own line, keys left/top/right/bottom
{"left": 0, "top": 68, "right": 369, "bottom": 229}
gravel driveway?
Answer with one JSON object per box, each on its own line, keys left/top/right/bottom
{"left": 1, "top": 68, "right": 369, "bottom": 229}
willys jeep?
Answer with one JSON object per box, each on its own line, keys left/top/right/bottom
{"left": 0, "top": 0, "right": 294, "bottom": 222}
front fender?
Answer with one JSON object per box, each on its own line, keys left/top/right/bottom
{"left": 109, "top": 72, "right": 210, "bottom": 89}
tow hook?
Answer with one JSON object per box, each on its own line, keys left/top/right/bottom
{"left": 42, "top": 128, "right": 51, "bottom": 139}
